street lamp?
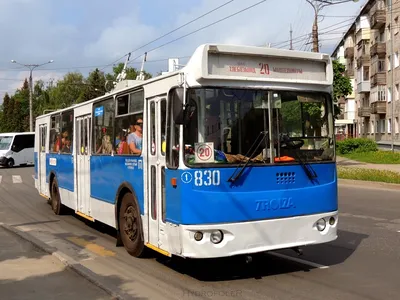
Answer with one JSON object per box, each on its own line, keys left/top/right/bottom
{"left": 11, "top": 59, "right": 54, "bottom": 132}
{"left": 306, "top": 0, "right": 359, "bottom": 52}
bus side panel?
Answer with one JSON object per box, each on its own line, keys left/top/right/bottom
{"left": 166, "top": 163, "right": 338, "bottom": 225}
{"left": 165, "top": 169, "right": 183, "bottom": 224}
{"left": 46, "top": 153, "right": 74, "bottom": 191}
{"left": 90, "top": 156, "right": 145, "bottom": 214}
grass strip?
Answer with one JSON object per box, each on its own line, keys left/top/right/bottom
{"left": 337, "top": 166, "right": 400, "bottom": 184}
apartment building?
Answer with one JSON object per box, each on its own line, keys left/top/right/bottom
{"left": 331, "top": 0, "right": 400, "bottom": 145}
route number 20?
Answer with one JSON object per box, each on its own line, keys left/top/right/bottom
{"left": 194, "top": 170, "right": 220, "bottom": 186}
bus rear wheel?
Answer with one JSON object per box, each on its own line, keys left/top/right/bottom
{"left": 118, "top": 192, "right": 145, "bottom": 258}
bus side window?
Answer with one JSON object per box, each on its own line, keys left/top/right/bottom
{"left": 93, "top": 98, "right": 114, "bottom": 155}
{"left": 166, "top": 89, "right": 180, "bottom": 169}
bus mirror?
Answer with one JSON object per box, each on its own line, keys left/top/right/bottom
{"left": 172, "top": 88, "right": 184, "bottom": 125}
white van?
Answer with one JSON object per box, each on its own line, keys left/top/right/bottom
{"left": 0, "top": 132, "right": 35, "bottom": 168}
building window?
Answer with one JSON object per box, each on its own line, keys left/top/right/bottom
{"left": 388, "top": 119, "right": 392, "bottom": 134}
{"left": 378, "top": 60, "right": 385, "bottom": 72}
{"left": 380, "top": 119, "right": 386, "bottom": 133}
{"left": 388, "top": 87, "right": 392, "bottom": 102}
{"left": 395, "top": 51, "right": 399, "bottom": 68}
{"left": 395, "top": 117, "right": 399, "bottom": 134}
{"left": 388, "top": 55, "right": 391, "bottom": 71}
{"left": 396, "top": 84, "right": 399, "bottom": 101}
{"left": 378, "top": 85, "right": 386, "bottom": 101}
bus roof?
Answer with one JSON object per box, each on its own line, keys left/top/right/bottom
{"left": 36, "top": 43, "right": 333, "bottom": 120}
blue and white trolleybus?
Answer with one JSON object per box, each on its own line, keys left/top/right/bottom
{"left": 34, "top": 44, "right": 338, "bottom": 259}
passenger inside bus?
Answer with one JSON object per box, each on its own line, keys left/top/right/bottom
{"left": 127, "top": 117, "right": 143, "bottom": 155}
{"left": 96, "top": 128, "right": 113, "bottom": 154}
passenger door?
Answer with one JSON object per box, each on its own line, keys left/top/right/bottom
{"left": 147, "top": 97, "right": 168, "bottom": 252}
{"left": 75, "top": 114, "right": 92, "bottom": 217}
{"left": 38, "top": 125, "right": 47, "bottom": 194}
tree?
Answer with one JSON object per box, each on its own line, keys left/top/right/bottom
{"left": 332, "top": 59, "right": 353, "bottom": 101}
{"left": 0, "top": 64, "right": 153, "bottom": 133}
{"left": 332, "top": 59, "right": 353, "bottom": 118}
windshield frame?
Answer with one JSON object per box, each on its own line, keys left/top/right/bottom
{"left": 181, "top": 86, "right": 335, "bottom": 169}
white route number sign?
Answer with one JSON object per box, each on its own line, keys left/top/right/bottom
{"left": 194, "top": 142, "right": 214, "bottom": 163}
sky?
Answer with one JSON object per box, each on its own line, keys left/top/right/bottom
{"left": 0, "top": 0, "right": 367, "bottom": 103}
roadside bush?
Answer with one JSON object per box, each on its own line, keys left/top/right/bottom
{"left": 336, "top": 138, "right": 378, "bottom": 154}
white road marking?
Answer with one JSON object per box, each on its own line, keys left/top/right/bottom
{"left": 32, "top": 175, "right": 35, "bottom": 180}
{"left": 12, "top": 175, "right": 22, "bottom": 184}
{"left": 397, "top": 230, "right": 400, "bottom": 233}
{"left": 268, "top": 251, "right": 329, "bottom": 269}
{"left": 0, "top": 176, "right": 2, "bottom": 183}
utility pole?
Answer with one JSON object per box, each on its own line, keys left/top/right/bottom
{"left": 290, "top": 24, "right": 294, "bottom": 50}
{"left": 11, "top": 60, "right": 54, "bottom": 132}
{"left": 306, "top": 0, "right": 359, "bottom": 53}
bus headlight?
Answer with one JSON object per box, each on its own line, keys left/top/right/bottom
{"left": 316, "top": 218, "right": 326, "bottom": 231}
{"left": 210, "top": 230, "right": 223, "bottom": 244}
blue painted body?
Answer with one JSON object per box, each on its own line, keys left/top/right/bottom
{"left": 165, "top": 163, "right": 338, "bottom": 225}
{"left": 34, "top": 152, "right": 38, "bottom": 179}
{"left": 90, "top": 156, "right": 145, "bottom": 214}
{"left": 46, "top": 153, "right": 74, "bottom": 192}
{"left": 39, "top": 151, "right": 337, "bottom": 226}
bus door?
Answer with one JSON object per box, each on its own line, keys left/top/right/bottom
{"left": 38, "top": 125, "right": 47, "bottom": 195}
{"left": 75, "top": 114, "right": 92, "bottom": 216}
{"left": 147, "top": 96, "right": 168, "bottom": 251}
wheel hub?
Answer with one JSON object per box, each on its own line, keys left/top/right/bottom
{"left": 124, "top": 205, "right": 137, "bottom": 241}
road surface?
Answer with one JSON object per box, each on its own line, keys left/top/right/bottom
{"left": 0, "top": 166, "right": 399, "bottom": 300}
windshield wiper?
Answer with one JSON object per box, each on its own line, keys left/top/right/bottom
{"left": 282, "top": 136, "right": 318, "bottom": 182}
{"left": 227, "top": 131, "right": 268, "bottom": 183}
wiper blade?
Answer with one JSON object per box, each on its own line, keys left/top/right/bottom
{"left": 282, "top": 136, "right": 318, "bottom": 182}
{"left": 227, "top": 131, "right": 268, "bottom": 183}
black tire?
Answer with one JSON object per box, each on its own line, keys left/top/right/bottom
{"left": 118, "top": 192, "right": 146, "bottom": 257}
{"left": 51, "top": 178, "right": 65, "bottom": 215}
{"left": 7, "top": 159, "right": 14, "bottom": 168}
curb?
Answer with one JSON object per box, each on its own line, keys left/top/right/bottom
{"left": 0, "top": 222, "right": 127, "bottom": 300}
{"left": 338, "top": 179, "right": 400, "bottom": 191}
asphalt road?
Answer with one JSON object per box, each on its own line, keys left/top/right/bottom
{"left": 0, "top": 166, "right": 399, "bottom": 300}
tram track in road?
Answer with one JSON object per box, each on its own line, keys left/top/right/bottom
{"left": 1, "top": 166, "right": 400, "bottom": 299}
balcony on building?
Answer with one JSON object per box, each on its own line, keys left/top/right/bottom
{"left": 371, "top": 101, "right": 386, "bottom": 114}
{"left": 371, "top": 72, "right": 386, "bottom": 87}
{"left": 370, "top": 42, "right": 386, "bottom": 58}
{"left": 370, "top": 9, "right": 386, "bottom": 29}
{"left": 357, "top": 55, "right": 370, "bottom": 68}
{"left": 358, "top": 106, "right": 371, "bottom": 117}
{"left": 344, "top": 47, "right": 355, "bottom": 58}
{"left": 357, "top": 81, "right": 370, "bottom": 93}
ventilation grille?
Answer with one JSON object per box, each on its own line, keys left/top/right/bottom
{"left": 276, "top": 172, "right": 296, "bottom": 184}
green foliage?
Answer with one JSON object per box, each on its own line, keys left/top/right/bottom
{"left": 336, "top": 138, "right": 378, "bottom": 154}
{"left": 332, "top": 60, "right": 353, "bottom": 119}
{"left": 0, "top": 64, "right": 153, "bottom": 133}
{"left": 332, "top": 60, "right": 353, "bottom": 101}
{"left": 337, "top": 166, "right": 400, "bottom": 184}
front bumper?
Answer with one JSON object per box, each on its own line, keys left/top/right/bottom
{"left": 179, "top": 211, "right": 338, "bottom": 258}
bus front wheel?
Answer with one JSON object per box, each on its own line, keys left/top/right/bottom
{"left": 118, "top": 192, "right": 145, "bottom": 258}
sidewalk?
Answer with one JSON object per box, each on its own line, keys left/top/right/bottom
{"left": 0, "top": 225, "right": 111, "bottom": 300}
{"left": 336, "top": 156, "right": 400, "bottom": 174}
